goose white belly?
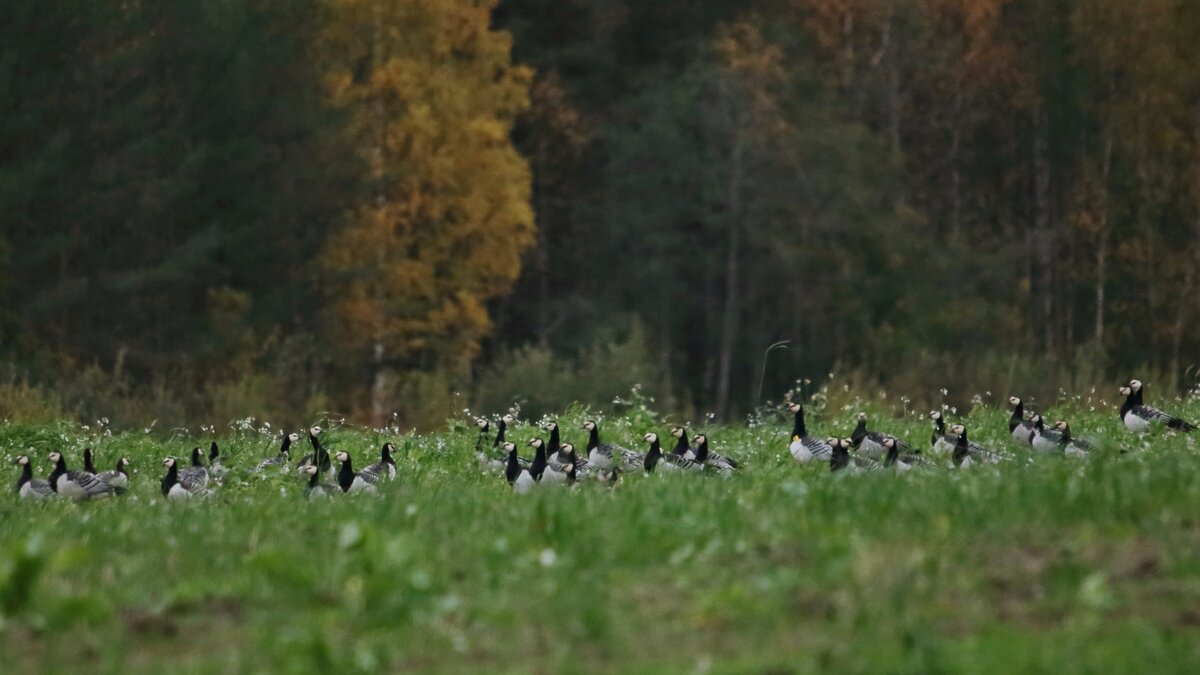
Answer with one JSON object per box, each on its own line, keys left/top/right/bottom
{"left": 513, "top": 470, "right": 535, "bottom": 494}
{"left": 1123, "top": 410, "right": 1150, "bottom": 432}
{"left": 1031, "top": 434, "right": 1059, "bottom": 453}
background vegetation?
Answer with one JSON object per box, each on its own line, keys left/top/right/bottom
{"left": 2, "top": 0, "right": 1200, "bottom": 429}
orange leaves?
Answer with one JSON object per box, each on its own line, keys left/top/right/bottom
{"left": 318, "top": 0, "right": 533, "bottom": 372}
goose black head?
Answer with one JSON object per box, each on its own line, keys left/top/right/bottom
{"left": 929, "top": 411, "right": 942, "bottom": 420}
{"left": 1129, "top": 379, "right": 1143, "bottom": 392}
{"left": 881, "top": 436, "right": 897, "bottom": 449}
{"left": 560, "top": 442, "right": 576, "bottom": 454}
{"left": 502, "top": 414, "right": 515, "bottom": 424}
{"left": 643, "top": 432, "right": 658, "bottom": 443}
{"left": 288, "top": 432, "right": 301, "bottom": 443}
{"left": 475, "top": 418, "right": 489, "bottom": 430}
{"left": 1119, "top": 385, "right": 1131, "bottom": 396}
{"left": 48, "top": 450, "right": 62, "bottom": 464}
{"left": 117, "top": 457, "right": 131, "bottom": 472}
{"left": 692, "top": 434, "right": 707, "bottom": 446}
{"left": 950, "top": 424, "right": 966, "bottom": 436}
{"left": 502, "top": 441, "right": 517, "bottom": 454}
{"left": 669, "top": 426, "right": 685, "bottom": 438}
{"left": 1053, "top": 420, "right": 1069, "bottom": 432}
{"left": 333, "top": 451, "right": 350, "bottom": 463}
{"left": 528, "top": 438, "right": 544, "bottom": 449}
{"left": 838, "top": 438, "right": 853, "bottom": 450}
{"left": 786, "top": 402, "right": 802, "bottom": 413}
{"left": 1008, "top": 396, "right": 1022, "bottom": 407}
{"left": 857, "top": 411, "right": 867, "bottom": 421}
{"left": 582, "top": 420, "right": 597, "bottom": 431}
{"left": 190, "top": 447, "right": 204, "bottom": 466}
{"left": 15, "top": 455, "right": 30, "bottom": 466}
{"left": 543, "top": 421, "right": 557, "bottom": 431}
{"left": 309, "top": 425, "right": 322, "bottom": 437}
{"left": 825, "top": 437, "right": 839, "bottom": 447}
{"left": 301, "top": 464, "right": 319, "bottom": 477}
{"left": 162, "top": 457, "right": 176, "bottom": 468}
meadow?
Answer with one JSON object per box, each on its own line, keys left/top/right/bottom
{"left": 2, "top": 391, "right": 1200, "bottom": 674}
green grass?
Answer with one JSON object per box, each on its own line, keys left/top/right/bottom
{"left": 2, "top": 399, "right": 1200, "bottom": 673}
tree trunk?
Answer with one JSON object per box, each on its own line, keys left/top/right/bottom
{"left": 1033, "top": 106, "right": 1054, "bottom": 354}
{"left": 715, "top": 130, "right": 746, "bottom": 421}
{"left": 370, "top": 341, "right": 388, "bottom": 428}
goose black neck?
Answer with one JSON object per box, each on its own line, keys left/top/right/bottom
{"left": 547, "top": 426, "right": 560, "bottom": 453}
{"left": 505, "top": 447, "right": 521, "bottom": 484}
{"left": 494, "top": 420, "right": 506, "bottom": 447}
{"left": 694, "top": 438, "right": 709, "bottom": 462}
{"left": 209, "top": 442, "right": 220, "bottom": 461}
{"left": 161, "top": 463, "right": 178, "bottom": 496}
{"left": 1133, "top": 386, "right": 1145, "bottom": 406}
{"left": 84, "top": 449, "right": 97, "bottom": 474}
{"left": 587, "top": 427, "right": 600, "bottom": 451}
{"left": 308, "top": 468, "right": 320, "bottom": 489}
{"left": 48, "top": 455, "right": 68, "bottom": 491}
{"left": 280, "top": 435, "right": 292, "bottom": 455}
{"left": 791, "top": 409, "right": 806, "bottom": 438}
{"left": 337, "top": 457, "right": 355, "bottom": 491}
{"left": 831, "top": 444, "right": 849, "bottom": 472}
{"left": 644, "top": 439, "right": 662, "bottom": 472}
{"left": 564, "top": 450, "right": 577, "bottom": 483}
{"left": 381, "top": 444, "right": 395, "bottom": 465}
{"left": 191, "top": 448, "right": 205, "bottom": 467}
{"left": 17, "top": 462, "right": 32, "bottom": 489}
{"left": 884, "top": 443, "right": 899, "bottom": 467}
{"left": 672, "top": 432, "right": 689, "bottom": 456}
{"left": 953, "top": 431, "right": 969, "bottom": 464}
{"left": 1120, "top": 390, "right": 1136, "bottom": 416}
{"left": 933, "top": 416, "right": 946, "bottom": 434}
{"left": 530, "top": 443, "right": 547, "bottom": 480}
{"left": 851, "top": 418, "right": 867, "bottom": 442}
{"left": 310, "top": 432, "right": 330, "bottom": 471}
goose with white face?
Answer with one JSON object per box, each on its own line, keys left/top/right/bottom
{"left": 14, "top": 455, "right": 54, "bottom": 500}
{"left": 1008, "top": 397, "right": 1037, "bottom": 443}
{"left": 257, "top": 432, "right": 300, "bottom": 472}
{"left": 787, "top": 403, "right": 831, "bottom": 463}
{"left": 1120, "top": 379, "right": 1196, "bottom": 433}
{"left": 48, "top": 450, "right": 117, "bottom": 501}
{"left": 334, "top": 451, "right": 377, "bottom": 494}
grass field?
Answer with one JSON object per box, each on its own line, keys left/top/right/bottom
{"left": 3, "top": 395, "right": 1200, "bottom": 673}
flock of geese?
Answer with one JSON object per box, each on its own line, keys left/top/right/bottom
{"left": 480, "top": 378, "right": 1196, "bottom": 489}
{"left": 12, "top": 426, "right": 397, "bottom": 501}
{"left": 9, "top": 378, "right": 1196, "bottom": 500}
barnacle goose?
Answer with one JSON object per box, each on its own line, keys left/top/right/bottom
{"left": 829, "top": 437, "right": 879, "bottom": 473}
{"left": 504, "top": 441, "right": 535, "bottom": 494}
{"left": 691, "top": 434, "right": 738, "bottom": 473}
{"left": 334, "top": 450, "right": 377, "bottom": 494}
{"left": 786, "top": 403, "right": 832, "bottom": 463}
{"left": 477, "top": 415, "right": 522, "bottom": 472}
{"left": 932, "top": 413, "right": 1001, "bottom": 463}
{"left": 296, "top": 426, "right": 332, "bottom": 478}
{"left": 1008, "top": 397, "right": 1036, "bottom": 443}
{"left": 161, "top": 457, "right": 211, "bottom": 500}
{"left": 641, "top": 432, "right": 701, "bottom": 473}
{"left": 850, "top": 412, "right": 910, "bottom": 460}
{"left": 207, "top": 442, "right": 227, "bottom": 479}
{"left": 529, "top": 438, "right": 566, "bottom": 484}
{"left": 1029, "top": 414, "right": 1063, "bottom": 453}
{"left": 542, "top": 422, "right": 571, "bottom": 475}
{"left": 583, "top": 420, "right": 643, "bottom": 471}
{"left": 83, "top": 447, "right": 98, "bottom": 474}
{"left": 361, "top": 443, "right": 397, "bottom": 482}
{"left": 47, "top": 450, "right": 116, "bottom": 500}
{"left": 302, "top": 464, "right": 339, "bottom": 498}
{"left": 560, "top": 443, "right": 579, "bottom": 485}
{"left": 179, "top": 447, "right": 210, "bottom": 488}
{"left": 882, "top": 436, "right": 914, "bottom": 472}
{"left": 1052, "top": 421, "right": 1091, "bottom": 457}
{"left": 669, "top": 426, "right": 697, "bottom": 460}
{"left": 96, "top": 457, "right": 131, "bottom": 492}
{"left": 257, "top": 432, "right": 299, "bottom": 472}
{"left": 950, "top": 425, "right": 974, "bottom": 468}
{"left": 14, "top": 456, "right": 54, "bottom": 499}
{"left": 1121, "top": 380, "right": 1196, "bottom": 432}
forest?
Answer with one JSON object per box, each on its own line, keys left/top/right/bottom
{"left": 2, "top": 0, "right": 1199, "bottom": 428}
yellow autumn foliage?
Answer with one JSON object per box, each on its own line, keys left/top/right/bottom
{"left": 319, "top": 0, "right": 534, "bottom": 373}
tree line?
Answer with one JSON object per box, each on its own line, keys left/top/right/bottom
{"left": 1, "top": 0, "right": 1197, "bottom": 427}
